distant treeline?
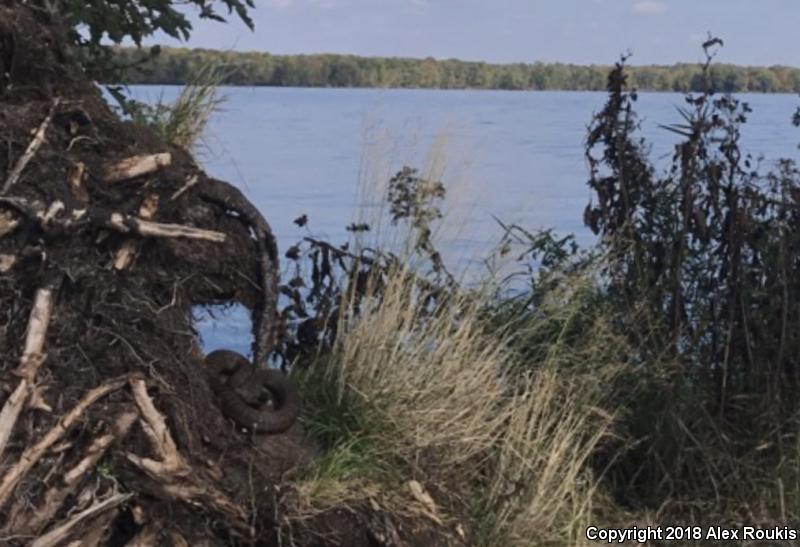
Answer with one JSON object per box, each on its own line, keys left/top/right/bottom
{"left": 111, "top": 46, "right": 800, "bottom": 93}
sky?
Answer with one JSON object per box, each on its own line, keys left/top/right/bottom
{"left": 146, "top": 0, "right": 800, "bottom": 67}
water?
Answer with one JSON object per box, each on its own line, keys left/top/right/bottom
{"left": 126, "top": 86, "right": 800, "bottom": 353}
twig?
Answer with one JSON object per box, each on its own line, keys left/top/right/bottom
{"left": 103, "top": 153, "right": 171, "bottom": 183}
{"left": 109, "top": 213, "right": 225, "bottom": 242}
{"left": 30, "top": 492, "right": 132, "bottom": 547}
{"left": 0, "top": 287, "right": 56, "bottom": 462}
{"left": 0, "top": 377, "right": 128, "bottom": 508}
{"left": 2, "top": 98, "right": 61, "bottom": 194}
{"left": 170, "top": 174, "right": 199, "bottom": 201}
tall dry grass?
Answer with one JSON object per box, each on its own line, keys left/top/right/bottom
{"left": 287, "top": 265, "right": 628, "bottom": 546}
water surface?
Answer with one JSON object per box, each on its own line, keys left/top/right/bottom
{"left": 127, "top": 86, "right": 800, "bottom": 351}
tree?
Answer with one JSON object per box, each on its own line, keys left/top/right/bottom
{"left": 44, "top": 0, "right": 255, "bottom": 78}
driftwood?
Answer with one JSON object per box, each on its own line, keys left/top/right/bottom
{"left": 1, "top": 98, "right": 61, "bottom": 194}
{"left": 0, "top": 286, "right": 56, "bottom": 462}
{"left": 103, "top": 153, "right": 172, "bottom": 183}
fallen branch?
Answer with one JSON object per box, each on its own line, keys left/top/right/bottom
{"left": 0, "top": 287, "right": 56, "bottom": 462}
{"left": 109, "top": 213, "right": 226, "bottom": 243}
{"left": 30, "top": 492, "right": 132, "bottom": 547}
{"left": 0, "top": 376, "right": 128, "bottom": 508}
{"left": 2, "top": 98, "right": 61, "bottom": 194}
{"left": 104, "top": 153, "right": 171, "bottom": 183}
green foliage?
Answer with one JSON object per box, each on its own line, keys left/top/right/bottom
{"left": 53, "top": 0, "right": 253, "bottom": 81}
{"left": 582, "top": 40, "right": 800, "bottom": 506}
{"left": 67, "top": 0, "right": 253, "bottom": 47}
{"left": 111, "top": 46, "right": 800, "bottom": 93}
{"left": 126, "top": 62, "right": 227, "bottom": 150}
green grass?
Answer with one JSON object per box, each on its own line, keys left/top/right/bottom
{"left": 130, "top": 62, "right": 227, "bottom": 152}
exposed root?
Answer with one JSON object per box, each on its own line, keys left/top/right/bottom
{"left": 108, "top": 212, "right": 226, "bottom": 242}
{"left": 0, "top": 376, "right": 128, "bottom": 508}
{"left": 170, "top": 174, "right": 198, "bottom": 201}
{"left": 123, "top": 523, "right": 158, "bottom": 547}
{"left": 67, "top": 161, "right": 89, "bottom": 205}
{"left": 103, "top": 153, "right": 172, "bottom": 183}
{"left": 30, "top": 491, "right": 133, "bottom": 547}
{"left": 18, "top": 410, "right": 139, "bottom": 536}
{"left": 0, "top": 285, "right": 56, "bottom": 462}
{"left": 114, "top": 194, "right": 160, "bottom": 270}
{"left": 126, "top": 378, "right": 251, "bottom": 537}
{"left": 1, "top": 97, "right": 61, "bottom": 194}
{"left": 0, "top": 209, "right": 18, "bottom": 237}
{"left": 63, "top": 507, "right": 119, "bottom": 547}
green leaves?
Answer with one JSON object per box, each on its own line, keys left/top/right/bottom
{"left": 63, "top": 0, "right": 253, "bottom": 80}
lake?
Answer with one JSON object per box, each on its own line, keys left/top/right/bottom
{"left": 127, "top": 86, "right": 800, "bottom": 352}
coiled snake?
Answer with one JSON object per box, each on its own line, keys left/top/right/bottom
{"left": 205, "top": 349, "right": 299, "bottom": 434}
{"left": 197, "top": 179, "right": 297, "bottom": 433}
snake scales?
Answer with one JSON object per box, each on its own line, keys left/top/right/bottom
{"left": 205, "top": 349, "right": 299, "bottom": 434}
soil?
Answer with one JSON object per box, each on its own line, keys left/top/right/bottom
{"left": 0, "top": 3, "right": 461, "bottom": 545}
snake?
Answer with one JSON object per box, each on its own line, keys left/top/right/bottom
{"left": 205, "top": 349, "right": 299, "bottom": 434}
{"left": 193, "top": 179, "right": 297, "bottom": 433}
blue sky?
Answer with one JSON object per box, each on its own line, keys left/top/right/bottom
{"left": 150, "top": 0, "right": 800, "bottom": 66}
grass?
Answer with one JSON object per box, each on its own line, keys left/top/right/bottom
{"left": 130, "top": 62, "right": 227, "bottom": 152}
{"left": 283, "top": 264, "right": 628, "bottom": 546}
